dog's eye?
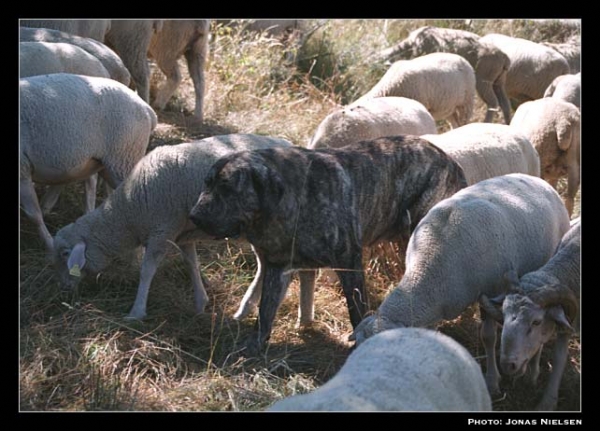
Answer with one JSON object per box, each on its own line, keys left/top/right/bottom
{"left": 532, "top": 319, "right": 542, "bottom": 327}
{"left": 61, "top": 249, "right": 70, "bottom": 258}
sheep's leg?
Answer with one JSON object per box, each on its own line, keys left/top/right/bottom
{"left": 40, "top": 185, "right": 63, "bottom": 215}
{"left": 152, "top": 58, "right": 182, "bottom": 112}
{"left": 245, "top": 264, "right": 289, "bottom": 355}
{"left": 565, "top": 161, "right": 580, "bottom": 217}
{"left": 535, "top": 333, "right": 570, "bottom": 411}
{"left": 529, "top": 344, "right": 544, "bottom": 385}
{"left": 184, "top": 39, "right": 208, "bottom": 122}
{"left": 233, "top": 246, "right": 265, "bottom": 320}
{"left": 297, "top": 269, "right": 316, "bottom": 328}
{"left": 127, "top": 53, "right": 151, "bottom": 103}
{"left": 476, "top": 78, "right": 500, "bottom": 124}
{"left": 179, "top": 242, "right": 209, "bottom": 314}
{"left": 84, "top": 174, "right": 98, "bottom": 214}
{"left": 97, "top": 168, "right": 121, "bottom": 190}
{"left": 480, "top": 312, "right": 501, "bottom": 396}
{"left": 334, "top": 252, "right": 368, "bottom": 328}
{"left": 493, "top": 70, "right": 512, "bottom": 124}
{"left": 20, "top": 177, "right": 54, "bottom": 255}
{"left": 126, "top": 239, "right": 167, "bottom": 320}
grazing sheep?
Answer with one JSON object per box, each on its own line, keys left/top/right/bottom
{"left": 544, "top": 73, "right": 580, "bottom": 109}
{"left": 52, "top": 134, "right": 292, "bottom": 321}
{"left": 421, "top": 123, "right": 540, "bottom": 185}
{"left": 353, "top": 52, "right": 476, "bottom": 128}
{"left": 480, "top": 33, "right": 570, "bottom": 107}
{"left": 190, "top": 136, "right": 468, "bottom": 354}
{"left": 19, "top": 26, "right": 131, "bottom": 86}
{"left": 105, "top": 20, "right": 210, "bottom": 123}
{"left": 19, "top": 19, "right": 112, "bottom": 42}
{"left": 541, "top": 41, "right": 580, "bottom": 74}
{"left": 350, "top": 174, "right": 571, "bottom": 396}
{"left": 19, "top": 41, "right": 111, "bottom": 79}
{"left": 377, "top": 26, "right": 512, "bottom": 124}
{"left": 20, "top": 73, "right": 157, "bottom": 255}
{"left": 510, "top": 98, "right": 580, "bottom": 216}
{"left": 308, "top": 97, "right": 437, "bottom": 149}
{"left": 479, "top": 218, "right": 580, "bottom": 410}
{"left": 268, "top": 327, "right": 492, "bottom": 411}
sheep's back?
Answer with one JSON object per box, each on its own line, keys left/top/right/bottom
{"left": 309, "top": 97, "right": 437, "bottom": 149}
{"left": 268, "top": 328, "right": 491, "bottom": 411}
{"left": 19, "top": 41, "right": 111, "bottom": 79}
{"left": 481, "top": 34, "right": 570, "bottom": 100}
{"left": 111, "top": 135, "right": 293, "bottom": 239}
{"left": 20, "top": 74, "right": 155, "bottom": 180}
{"left": 422, "top": 123, "right": 540, "bottom": 184}
{"left": 363, "top": 53, "right": 475, "bottom": 121}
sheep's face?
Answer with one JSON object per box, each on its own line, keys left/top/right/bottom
{"left": 351, "top": 314, "right": 399, "bottom": 346}
{"left": 499, "top": 294, "right": 557, "bottom": 377}
{"left": 190, "top": 153, "right": 264, "bottom": 240}
{"left": 53, "top": 227, "right": 109, "bottom": 291}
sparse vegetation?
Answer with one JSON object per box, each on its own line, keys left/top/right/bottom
{"left": 20, "top": 19, "right": 580, "bottom": 412}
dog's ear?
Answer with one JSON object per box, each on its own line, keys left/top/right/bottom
{"left": 251, "top": 163, "right": 285, "bottom": 217}
{"left": 204, "top": 156, "right": 232, "bottom": 188}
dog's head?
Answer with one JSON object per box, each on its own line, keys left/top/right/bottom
{"left": 190, "top": 151, "right": 285, "bottom": 239}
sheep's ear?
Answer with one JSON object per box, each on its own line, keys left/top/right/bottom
{"left": 67, "top": 242, "right": 86, "bottom": 277}
{"left": 556, "top": 118, "right": 573, "bottom": 151}
{"left": 503, "top": 269, "right": 521, "bottom": 292}
{"left": 479, "top": 294, "right": 505, "bottom": 322}
{"left": 547, "top": 306, "right": 575, "bottom": 332}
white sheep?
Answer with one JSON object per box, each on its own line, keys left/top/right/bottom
{"left": 377, "top": 26, "right": 512, "bottom": 124}
{"left": 421, "top": 123, "right": 540, "bottom": 185}
{"left": 541, "top": 41, "right": 580, "bottom": 74}
{"left": 353, "top": 52, "right": 476, "bottom": 128}
{"left": 103, "top": 20, "right": 164, "bottom": 104}
{"left": 105, "top": 20, "right": 210, "bottom": 123}
{"left": 308, "top": 97, "right": 437, "bottom": 149}
{"left": 479, "top": 218, "right": 580, "bottom": 410}
{"left": 19, "top": 26, "right": 131, "bottom": 86}
{"left": 20, "top": 73, "right": 157, "bottom": 255}
{"left": 350, "top": 173, "right": 571, "bottom": 395}
{"left": 51, "top": 134, "right": 292, "bottom": 321}
{"left": 544, "top": 73, "right": 580, "bottom": 109}
{"left": 268, "top": 327, "right": 492, "bottom": 411}
{"left": 19, "top": 19, "right": 112, "bottom": 42}
{"left": 19, "top": 41, "right": 111, "bottom": 79}
{"left": 509, "top": 97, "right": 580, "bottom": 216}
{"left": 480, "top": 33, "right": 571, "bottom": 107}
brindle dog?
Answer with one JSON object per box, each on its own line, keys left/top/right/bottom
{"left": 190, "top": 136, "right": 467, "bottom": 354}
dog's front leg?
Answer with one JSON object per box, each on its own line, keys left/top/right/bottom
{"left": 335, "top": 252, "right": 368, "bottom": 328}
{"left": 244, "top": 263, "right": 289, "bottom": 356}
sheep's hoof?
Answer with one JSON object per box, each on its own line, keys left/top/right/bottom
{"left": 485, "top": 378, "right": 501, "bottom": 398}
{"left": 295, "top": 319, "right": 314, "bottom": 329}
{"left": 233, "top": 304, "right": 258, "bottom": 321}
{"left": 124, "top": 312, "right": 146, "bottom": 321}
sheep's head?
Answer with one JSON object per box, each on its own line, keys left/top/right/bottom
{"left": 479, "top": 271, "right": 578, "bottom": 378}
{"left": 52, "top": 223, "right": 110, "bottom": 291}
{"left": 349, "top": 313, "right": 400, "bottom": 346}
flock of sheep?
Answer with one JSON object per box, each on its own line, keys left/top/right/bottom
{"left": 19, "top": 19, "right": 580, "bottom": 412}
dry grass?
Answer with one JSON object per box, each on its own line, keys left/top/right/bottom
{"left": 20, "top": 19, "right": 581, "bottom": 412}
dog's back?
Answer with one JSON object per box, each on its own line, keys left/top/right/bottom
{"left": 249, "top": 135, "right": 467, "bottom": 247}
